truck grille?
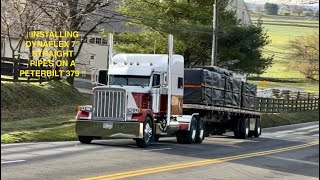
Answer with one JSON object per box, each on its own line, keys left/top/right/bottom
{"left": 93, "top": 88, "right": 126, "bottom": 120}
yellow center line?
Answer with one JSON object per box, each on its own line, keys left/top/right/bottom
{"left": 80, "top": 141, "right": 319, "bottom": 180}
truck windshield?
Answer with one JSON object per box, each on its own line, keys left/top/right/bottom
{"left": 110, "top": 75, "right": 150, "bottom": 87}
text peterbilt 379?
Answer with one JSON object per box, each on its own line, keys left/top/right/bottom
{"left": 75, "top": 35, "right": 261, "bottom": 148}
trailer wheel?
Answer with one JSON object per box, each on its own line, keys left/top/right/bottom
{"left": 183, "top": 117, "right": 197, "bottom": 144}
{"left": 78, "top": 136, "right": 93, "bottom": 144}
{"left": 136, "top": 116, "right": 153, "bottom": 148}
{"left": 253, "top": 117, "right": 261, "bottom": 138}
{"left": 233, "top": 117, "right": 241, "bottom": 138}
{"left": 195, "top": 119, "right": 205, "bottom": 144}
{"left": 239, "top": 118, "right": 249, "bottom": 139}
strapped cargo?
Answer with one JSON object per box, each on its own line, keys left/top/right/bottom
{"left": 184, "top": 67, "right": 257, "bottom": 110}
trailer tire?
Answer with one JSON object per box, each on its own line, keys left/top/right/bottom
{"left": 136, "top": 116, "right": 153, "bottom": 148}
{"left": 78, "top": 136, "right": 93, "bottom": 144}
{"left": 195, "top": 119, "right": 205, "bottom": 144}
{"left": 253, "top": 118, "right": 261, "bottom": 138}
{"left": 239, "top": 118, "right": 249, "bottom": 139}
{"left": 183, "top": 117, "right": 197, "bottom": 144}
{"left": 233, "top": 117, "right": 241, "bottom": 138}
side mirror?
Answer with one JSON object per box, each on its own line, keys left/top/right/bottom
{"left": 163, "top": 73, "right": 168, "bottom": 86}
{"left": 98, "top": 70, "right": 108, "bottom": 85}
{"left": 152, "top": 74, "right": 161, "bottom": 88}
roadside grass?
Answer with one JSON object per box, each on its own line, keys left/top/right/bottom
{"left": 1, "top": 125, "right": 77, "bottom": 143}
{"left": 261, "top": 110, "right": 319, "bottom": 128}
{"left": 1, "top": 80, "right": 91, "bottom": 121}
{"left": 1, "top": 115, "right": 77, "bottom": 143}
{"left": 1, "top": 115, "right": 75, "bottom": 134}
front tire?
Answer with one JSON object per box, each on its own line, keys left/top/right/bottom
{"left": 136, "top": 116, "right": 153, "bottom": 148}
{"left": 78, "top": 136, "right": 93, "bottom": 144}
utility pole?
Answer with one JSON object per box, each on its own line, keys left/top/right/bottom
{"left": 211, "top": 0, "right": 217, "bottom": 67}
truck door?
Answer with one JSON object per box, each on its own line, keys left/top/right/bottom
{"left": 151, "top": 73, "right": 161, "bottom": 113}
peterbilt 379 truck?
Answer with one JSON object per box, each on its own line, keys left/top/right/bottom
{"left": 75, "top": 35, "right": 261, "bottom": 148}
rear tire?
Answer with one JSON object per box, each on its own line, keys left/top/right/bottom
{"left": 253, "top": 117, "right": 261, "bottom": 138}
{"left": 136, "top": 116, "right": 153, "bottom": 148}
{"left": 78, "top": 136, "right": 93, "bottom": 144}
{"left": 183, "top": 117, "right": 197, "bottom": 144}
{"left": 233, "top": 117, "right": 241, "bottom": 138}
{"left": 239, "top": 118, "right": 249, "bottom": 139}
{"left": 195, "top": 119, "right": 205, "bottom": 144}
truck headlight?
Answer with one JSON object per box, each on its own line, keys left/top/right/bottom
{"left": 127, "top": 108, "right": 140, "bottom": 114}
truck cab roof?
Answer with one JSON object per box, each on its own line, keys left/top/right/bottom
{"left": 109, "top": 54, "right": 184, "bottom": 76}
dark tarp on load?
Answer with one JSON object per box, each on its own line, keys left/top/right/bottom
{"left": 195, "top": 66, "right": 233, "bottom": 76}
{"left": 184, "top": 68, "right": 225, "bottom": 106}
{"left": 184, "top": 68, "right": 257, "bottom": 110}
{"left": 240, "top": 82, "right": 257, "bottom": 109}
{"left": 242, "top": 82, "right": 257, "bottom": 96}
{"left": 241, "top": 95, "right": 256, "bottom": 109}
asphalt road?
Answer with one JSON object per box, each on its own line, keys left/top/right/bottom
{"left": 1, "top": 121, "right": 319, "bottom": 180}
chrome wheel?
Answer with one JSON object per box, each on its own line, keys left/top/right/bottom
{"left": 136, "top": 117, "right": 153, "bottom": 148}
{"left": 144, "top": 123, "right": 153, "bottom": 142}
{"left": 192, "top": 129, "right": 196, "bottom": 140}
{"left": 245, "top": 126, "right": 249, "bottom": 136}
{"left": 200, "top": 130, "right": 204, "bottom": 139}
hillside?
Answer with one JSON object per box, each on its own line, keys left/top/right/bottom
{"left": 1, "top": 80, "right": 90, "bottom": 122}
{"left": 250, "top": 14, "right": 319, "bottom": 94}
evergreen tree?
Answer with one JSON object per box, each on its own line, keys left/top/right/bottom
{"left": 111, "top": 0, "right": 273, "bottom": 75}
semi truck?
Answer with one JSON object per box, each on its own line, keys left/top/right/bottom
{"left": 75, "top": 34, "right": 261, "bottom": 148}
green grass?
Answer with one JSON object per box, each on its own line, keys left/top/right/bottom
{"left": 261, "top": 110, "right": 319, "bottom": 128}
{"left": 1, "top": 115, "right": 75, "bottom": 134}
{"left": 1, "top": 80, "right": 90, "bottom": 121}
{"left": 0, "top": 80, "right": 89, "bottom": 143}
{"left": 250, "top": 14, "right": 319, "bottom": 94}
{"left": 1, "top": 125, "right": 77, "bottom": 143}
{"left": 1, "top": 114, "right": 77, "bottom": 143}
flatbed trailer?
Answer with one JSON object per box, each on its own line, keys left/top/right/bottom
{"left": 75, "top": 34, "right": 261, "bottom": 148}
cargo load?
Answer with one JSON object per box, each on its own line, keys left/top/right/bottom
{"left": 241, "top": 82, "right": 257, "bottom": 109}
{"left": 184, "top": 68, "right": 257, "bottom": 110}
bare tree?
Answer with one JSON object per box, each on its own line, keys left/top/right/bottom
{"left": 1, "top": 0, "right": 44, "bottom": 81}
{"left": 31, "top": 0, "right": 120, "bottom": 85}
{"left": 290, "top": 33, "right": 319, "bottom": 82}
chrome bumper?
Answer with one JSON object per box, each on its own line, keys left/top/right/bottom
{"left": 75, "top": 120, "right": 143, "bottom": 139}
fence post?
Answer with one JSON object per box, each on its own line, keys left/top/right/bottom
{"left": 306, "top": 93, "right": 310, "bottom": 110}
